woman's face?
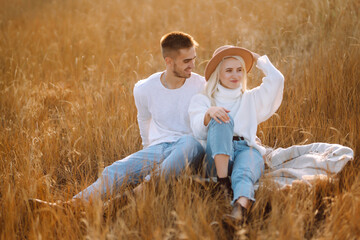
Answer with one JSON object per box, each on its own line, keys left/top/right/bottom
{"left": 219, "top": 57, "right": 244, "bottom": 89}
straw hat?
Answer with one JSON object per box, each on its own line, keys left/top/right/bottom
{"left": 204, "top": 45, "right": 254, "bottom": 81}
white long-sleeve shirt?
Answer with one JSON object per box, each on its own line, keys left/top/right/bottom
{"left": 133, "top": 71, "right": 206, "bottom": 148}
{"left": 188, "top": 55, "right": 284, "bottom": 155}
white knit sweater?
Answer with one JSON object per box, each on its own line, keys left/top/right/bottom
{"left": 188, "top": 55, "right": 284, "bottom": 155}
{"left": 134, "top": 71, "right": 205, "bottom": 147}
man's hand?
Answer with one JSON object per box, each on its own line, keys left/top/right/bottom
{"left": 204, "top": 106, "right": 230, "bottom": 125}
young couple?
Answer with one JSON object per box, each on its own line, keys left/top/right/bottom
{"left": 31, "top": 31, "right": 284, "bottom": 225}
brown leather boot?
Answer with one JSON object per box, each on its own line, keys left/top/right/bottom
{"left": 216, "top": 176, "right": 233, "bottom": 200}
{"left": 222, "top": 202, "right": 248, "bottom": 227}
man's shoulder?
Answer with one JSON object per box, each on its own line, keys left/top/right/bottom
{"left": 185, "top": 72, "right": 205, "bottom": 92}
{"left": 135, "top": 72, "right": 162, "bottom": 87}
{"left": 134, "top": 72, "right": 162, "bottom": 92}
{"left": 188, "top": 72, "right": 206, "bottom": 85}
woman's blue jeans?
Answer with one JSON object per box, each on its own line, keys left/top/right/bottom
{"left": 73, "top": 135, "right": 205, "bottom": 200}
{"left": 205, "top": 117, "right": 264, "bottom": 204}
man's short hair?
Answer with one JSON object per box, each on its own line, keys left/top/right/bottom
{"left": 160, "top": 31, "right": 198, "bottom": 58}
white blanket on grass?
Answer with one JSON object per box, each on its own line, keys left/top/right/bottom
{"left": 255, "top": 142, "right": 354, "bottom": 189}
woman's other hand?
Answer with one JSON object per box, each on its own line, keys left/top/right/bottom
{"left": 204, "top": 106, "right": 230, "bottom": 125}
{"left": 252, "top": 52, "right": 260, "bottom": 61}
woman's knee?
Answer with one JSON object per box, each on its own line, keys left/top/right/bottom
{"left": 209, "top": 115, "right": 234, "bottom": 129}
{"left": 207, "top": 117, "right": 234, "bottom": 146}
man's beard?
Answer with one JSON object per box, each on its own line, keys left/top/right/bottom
{"left": 172, "top": 63, "right": 191, "bottom": 78}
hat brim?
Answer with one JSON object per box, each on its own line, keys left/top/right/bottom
{"left": 204, "top": 47, "right": 254, "bottom": 81}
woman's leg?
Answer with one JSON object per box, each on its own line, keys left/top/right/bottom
{"left": 222, "top": 141, "right": 264, "bottom": 225}
{"left": 214, "top": 155, "right": 230, "bottom": 178}
{"left": 205, "top": 117, "right": 234, "bottom": 196}
{"left": 231, "top": 141, "right": 264, "bottom": 207}
{"left": 205, "top": 117, "right": 234, "bottom": 177}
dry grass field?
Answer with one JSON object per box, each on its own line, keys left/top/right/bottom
{"left": 1, "top": 0, "right": 360, "bottom": 239}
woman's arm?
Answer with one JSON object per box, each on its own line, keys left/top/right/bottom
{"left": 252, "top": 52, "right": 260, "bottom": 61}
{"left": 248, "top": 54, "right": 285, "bottom": 124}
{"left": 204, "top": 106, "right": 230, "bottom": 126}
{"left": 188, "top": 94, "right": 212, "bottom": 140}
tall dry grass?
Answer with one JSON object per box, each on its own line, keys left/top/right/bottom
{"left": 0, "top": 0, "right": 359, "bottom": 239}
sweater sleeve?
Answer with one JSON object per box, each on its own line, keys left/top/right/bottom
{"left": 133, "top": 82, "right": 151, "bottom": 148}
{"left": 188, "top": 94, "right": 210, "bottom": 140}
{"left": 250, "top": 55, "right": 285, "bottom": 124}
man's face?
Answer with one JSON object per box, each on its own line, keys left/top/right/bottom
{"left": 169, "top": 47, "right": 196, "bottom": 78}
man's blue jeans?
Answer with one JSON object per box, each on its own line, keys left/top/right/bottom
{"left": 73, "top": 135, "right": 205, "bottom": 200}
{"left": 205, "top": 117, "right": 264, "bottom": 204}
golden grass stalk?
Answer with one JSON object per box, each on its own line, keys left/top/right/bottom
{"left": 0, "top": 0, "right": 359, "bottom": 239}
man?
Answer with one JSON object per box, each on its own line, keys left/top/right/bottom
{"left": 31, "top": 31, "right": 206, "bottom": 206}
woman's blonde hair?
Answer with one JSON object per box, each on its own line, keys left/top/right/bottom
{"left": 204, "top": 56, "right": 248, "bottom": 105}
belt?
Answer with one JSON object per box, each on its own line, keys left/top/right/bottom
{"left": 232, "top": 136, "right": 244, "bottom": 141}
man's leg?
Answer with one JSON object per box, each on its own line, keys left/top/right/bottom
{"left": 73, "top": 143, "right": 167, "bottom": 201}
{"left": 154, "top": 135, "right": 205, "bottom": 179}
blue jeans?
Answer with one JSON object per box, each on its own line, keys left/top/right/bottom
{"left": 73, "top": 135, "right": 205, "bottom": 200}
{"left": 205, "top": 117, "right": 264, "bottom": 204}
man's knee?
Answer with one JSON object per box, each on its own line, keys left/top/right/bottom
{"left": 175, "top": 136, "right": 205, "bottom": 164}
{"left": 178, "top": 135, "right": 202, "bottom": 148}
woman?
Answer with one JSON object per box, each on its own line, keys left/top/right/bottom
{"left": 189, "top": 45, "right": 284, "bottom": 224}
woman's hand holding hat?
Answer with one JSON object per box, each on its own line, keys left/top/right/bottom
{"left": 252, "top": 52, "right": 260, "bottom": 61}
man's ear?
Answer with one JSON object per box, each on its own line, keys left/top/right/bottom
{"left": 164, "top": 56, "right": 173, "bottom": 66}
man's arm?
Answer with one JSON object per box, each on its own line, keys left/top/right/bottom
{"left": 133, "top": 83, "right": 151, "bottom": 148}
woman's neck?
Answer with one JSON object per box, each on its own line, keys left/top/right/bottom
{"left": 214, "top": 84, "right": 242, "bottom": 102}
